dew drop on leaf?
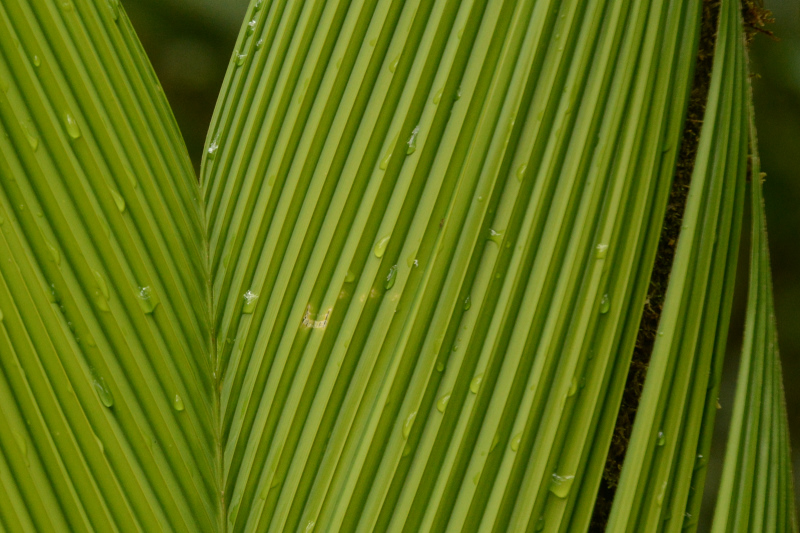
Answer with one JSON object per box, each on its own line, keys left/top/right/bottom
{"left": 45, "top": 238, "right": 60, "bottom": 266}
{"left": 436, "top": 392, "right": 450, "bottom": 413}
{"left": 549, "top": 473, "right": 574, "bottom": 498}
{"left": 137, "top": 286, "right": 158, "bottom": 314}
{"left": 110, "top": 189, "right": 126, "bottom": 213}
{"left": 599, "top": 294, "right": 610, "bottom": 314}
{"left": 463, "top": 295, "right": 471, "bottom": 311}
{"left": 374, "top": 235, "right": 390, "bottom": 258}
{"left": 25, "top": 124, "right": 39, "bottom": 151}
{"left": 207, "top": 139, "right": 219, "bottom": 160}
{"left": 470, "top": 372, "right": 483, "bottom": 394}
{"left": 173, "top": 394, "right": 184, "bottom": 412}
{"left": 345, "top": 269, "right": 356, "bottom": 283}
{"left": 595, "top": 243, "right": 608, "bottom": 259}
{"left": 385, "top": 265, "right": 398, "bottom": 289}
{"left": 243, "top": 290, "right": 258, "bottom": 314}
{"left": 488, "top": 228, "right": 504, "bottom": 245}
{"left": 93, "top": 374, "right": 114, "bottom": 407}
{"left": 388, "top": 54, "right": 399, "bottom": 73}
{"left": 510, "top": 433, "right": 521, "bottom": 452}
{"left": 433, "top": 87, "right": 443, "bottom": 105}
{"left": 567, "top": 377, "right": 578, "bottom": 397}
{"left": 64, "top": 113, "right": 81, "bottom": 139}
{"left": 657, "top": 430, "right": 665, "bottom": 446}
{"left": 228, "top": 500, "right": 239, "bottom": 525}
{"left": 516, "top": 163, "right": 527, "bottom": 182}
{"left": 406, "top": 125, "right": 420, "bottom": 155}
{"left": 402, "top": 411, "right": 417, "bottom": 438}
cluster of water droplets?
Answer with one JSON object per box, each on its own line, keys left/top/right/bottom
{"left": 243, "top": 290, "right": 259, "bottom": 314}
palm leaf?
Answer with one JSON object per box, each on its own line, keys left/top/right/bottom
{"left": 0, "top": 0, "right": 795, "bottom": 532}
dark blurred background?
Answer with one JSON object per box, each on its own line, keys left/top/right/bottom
{"left": 121, "top": 0, "right": 799, "bottom": 518}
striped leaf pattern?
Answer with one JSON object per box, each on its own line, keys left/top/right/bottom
{"left": 0, "top": 0, "right": 214, "bottom": 531}
{"left": 0, "top": 0, "right": 795, "bottom": 531}
{"left": 607, "top": 0, "right": 748, "bottom": 528}
{"left": 710, "top": 100, "right": 798, "bottom": 533}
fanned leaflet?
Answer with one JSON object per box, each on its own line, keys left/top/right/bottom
{"left": 1, "top": 0, "right": 797, "bottom": 532}
{"left": 606, "top": 0, "right": 748, "bottom": 530}
{"left": 0, "top": 1, "right": 213, "bottom": 531}
{"left": 710, "top": 80, "right": 798, "bottom": 533}
{"left": 201, "top": 0, "right": 730, "bottom": 531}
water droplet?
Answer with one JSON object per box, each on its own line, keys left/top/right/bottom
{"left": 207, "top": 139, "right": 219, "bottom": 160}
{"left": 228, "top": 500, "right": 240, "bottom": 524}
{"left": 345, "top": 269, "right": 356, "bottom": 283}
{"left": 510, "top": 433, "right": 521, "bottom": 452}
{"left": 388, "top": 55, "right": 400, "bottom": 73}
{"left": 33, "top": 55, "right": 41, "bottom": 67}
{"left": 656, "top": 480, "right": 667, "bottom": 506}
{"left": 488, "top": 228, "right": 504, "bottom": 245}
{"left": 256, "top": 38, "right": 265, "bottom": 49}
{"left": 402, "top": 443, "right": 412, "bottom": 457}
{"left": 384, "top": 264, "right": 398, "bottom": 289}
{"left": 64, "top": 113, "right": 81, "bottom": 139}
{"left": 106, "top": 0, "right": 119, "bottom": 20}
{"left": 137, "top": 286, "right": 158, "bottom": 314}
{"left": 93, "top": 374, "right": 114, "bottom": 407}
{"left": 470, "top": 372, "right": 483, "bottom": 394}
{"left": 379, "top": 131, "right": 400, "bottom": 169}
{"left": 92, "top": 270, "right": 109, "bottom": 310}
{"left": 694, "top": 454, "right": 706, "bottom": 471}
{"left": 406, "top": 125, "right": 420, "bottom": 155}
{"left": 243, "top": 290, "right": 258, "bottom": 313}
{"left": 455, "top": 86, "right": 462, "bottom": 100}
{"left": 374, "top": 235, "right": 390, "bottom": 257}
{"left": 516, "top": 163, "right": 527, "bottom": 182}
{"left": 656, "top": 430, "right": 666, "bottom": 446}
{"left": 567, "top": 377, "right": 578, "bottom": 397}
{"left": 436, "top": 361, "right": 444, "bottom": 372}
{"left": 599, "top": 294, "right": 610, "bottom": 314}
{"left": 110, "top": 189, "right": 126, "bottom": 213}
{"left": 25, "top": 124, "right": 39, "bottom": 151}
{"left": 436, "top": 392, "right": 450, "bottom": 413}
{"left": 304, "top": 520, "right": 315, "bottom": 532}
{"left": 549, "top": 473, "right": 574, "bottom": 498}
{"left": 45, "top": 238, "right": 60, "bottom": 266}
{"left": 173, "top": 394, "right": 184, "bottom": 411}
{"left": 254, "top": 0, "right": 264, "bottom": 10}
{"left": 246, "top": 18, "right": 257, "bottom": 35}
{"left": 535, "top": 516, "right": 545, "bottom": 531}
{"left": 60, "top": 1, "right": 73, "bottom": 12}
{"left": 236, "top": 52, "right": 246, "bottom": 66}
{"left": 433, "top": 87, "right": 443, "bottom": 105}
{"left": 595, "top": 243, "right": 608, "bottom": 259}
{"left": 402, "top": 411, "right": 417, "bottom": 438}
